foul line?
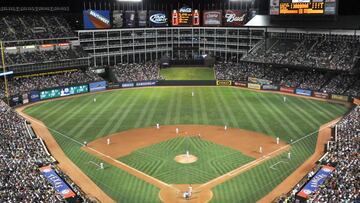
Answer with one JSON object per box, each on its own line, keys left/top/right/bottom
{"left": 21, "top": 114, "right": 178, "bottom": 192}
{"left": 269, "top": 161, "right": 289, "bottom": 171}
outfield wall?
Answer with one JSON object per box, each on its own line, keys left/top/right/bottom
{"left": 7, "top": 79, "right": 357, "bottom": 107}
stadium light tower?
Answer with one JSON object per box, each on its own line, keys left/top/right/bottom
{"left": 117, "top": 0, "right": 142, "bottom": 2}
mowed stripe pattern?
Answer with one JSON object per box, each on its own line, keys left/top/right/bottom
{"left": 24, "top": 87, "right": 348, "bottom": 203}
{"left": 119, "top": 137, "right": 254, "bottom": 184}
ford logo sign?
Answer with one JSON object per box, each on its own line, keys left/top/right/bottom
{"left": 150, "top": 14, "right": 167, "bottom": 24}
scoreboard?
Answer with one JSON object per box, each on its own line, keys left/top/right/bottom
{"left": 270, "top": 0, "right": 337, "bottom": 15}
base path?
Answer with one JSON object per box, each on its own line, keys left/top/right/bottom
{"left": 85, "top": 125, "right": 289, "bottom": 203}
{"left": 258, "top": 117, "right": 342, "bottom": 203}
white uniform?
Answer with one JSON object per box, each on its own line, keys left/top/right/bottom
{"left": 94, "top": 98, "right": 96, "bottom": 102}
{"left": 107, "top": 138, "right": 110, "bottom": 145}
{"left": 156, "top": 123, "right": 160, "bottom": 129}
{"left": 192, "top": 92, "right": 194, "bottom": 97}
{"left": 283, "top": 97, "right": 287, "bottom": 102}
{"left": 176, "top": 128, "right": 179, "bottom": 134}
{"left": 259, "top": 146, "right": 263, "bottom": 153}
{"left": 100, "top": 163, "right": 104, "bottom": 169}
{"left": 224, "top": 125, "right": 227, "bottom": 131}
{"left": 288, "top": 152, "right": 291, "bottom": 159}
{"left": 276, "top": 137, "right": 280, "bottom": 144}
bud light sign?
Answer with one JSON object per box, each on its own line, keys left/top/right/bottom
{"left": 224, "top": 10, "right": 247, "bottom": 26}
{"left": 149, "top": 11, "right": 168, "bottom": 27}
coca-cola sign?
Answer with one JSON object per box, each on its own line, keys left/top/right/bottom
{"left": 203, "top": 10, "right": 222, "bottom": 26}
{"left": 224, "top": 10, "right": 247, "bottom": 26}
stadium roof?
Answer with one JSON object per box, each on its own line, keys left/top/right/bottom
{"left": 246, "top": 15, "right": 360, "bottom": 30}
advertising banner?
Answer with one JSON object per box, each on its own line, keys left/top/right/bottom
{"left": 331, "top": 94, "right": 349, "bottom": 102}
{"left": 60, "top": 85, "right": 88, "bottom": 97}
{"left": 234, "top": 81, "right": 247, "bottom": 87}
{"left": 40, "top": 166, "right": 76, "bottom": 199}
{"left": 248, "top": 77, "right": 272, "bottom": 85}
{"left": 354, "top": 98, "right": 360, "bottom": 106}
{"left": 124, "top": 11, "right": 136, "bottom": 28}
{"left": 30, "top": 91, "right": 40, "bottom": 102}
{"left": 295, "top": 89, "right": 312, "bottom": 96}
{"left": 135, "top": 81, "right": 157, "bottom": 87}
{"left": 121, "top": 82, "right": 135, "bottom": 88}
{"left": 138, "top": 10, "right": 147, "bottom": 27}
{"left": 10, "top": 96, "right": 22, "bottom": 106}
{"left": 314, "top": 92, "right": 329, "bottom": 99}
{"left": 203, "top": 10, "right": 222, "bottom": 26}
{"left": 280, "top": 87, "right": 295, "bottom": 93}
{"left": 224, "top": 10, "right": 247, "bottom": 27}
{"left": 89, "top": 81, "right": 107, "bottom": 92}
{"left": 297, "top": 166, "right": 335, "bottom": 199}
{"left": 262, "top": 84, "right": 279, "bottom": 91}
{"left": 40, "top": 85, "right": 89, "bottom": 100}
{"left": 172, "top": 7, "right": 200, "bottom": 26}
{"left": 83, "top": 10, "right": 111, "bottom": 29}
{"left": 216, "top": 80, "right": 232, "bottom": 86}
{"left": 247, "top": 83, "right": 261, "bottom": 90}
{"left": 149, "top": 11, "right": 168, "bottom": 27}
{"left": 22, "top": 93, "right": 29, "bottom": 104}
{"left": 112, "top": 10, "right": 123, "bottom": 28}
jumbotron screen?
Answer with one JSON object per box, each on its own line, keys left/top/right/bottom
{"left": 269, "top": 0, "right": 337, "bottom": 15}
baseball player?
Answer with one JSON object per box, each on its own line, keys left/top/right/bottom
{"left": 283, "top": 96, "right": 287, "bottom": 102}
{"left": 93, "top": 97, "right": 96, "bottom": 103}
{"left": 276, "top": 137, "right": 280, "bottom": 144}
{"left": 156, "top": 123, "right": 160, "bottom": 129}
{"left": 259, "top": 146, "right": 263, "bottom": 154}
{"left": 192, "top": 91, "right": 194, "bottom": 97}
{"left": 107, "top": 138, "right": 111, "bottom": 145}
{"left": 176, "top": 128, "right": 179, "bottom": 134}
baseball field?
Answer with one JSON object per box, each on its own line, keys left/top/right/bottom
{"left": 21, "top": 86, "right": 349, "bottom": 203}
{"left": 160, "top": 67, "right": 215, "bottom": 80}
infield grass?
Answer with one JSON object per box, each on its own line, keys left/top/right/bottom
{"left": 120, "top": 137, "right": 254, "bottom": 184}
{"left": 160, "top": 67, "right": 215, "bottom": 80}
{"left": 23, "top": 87, "right": 349, "bottom": 203}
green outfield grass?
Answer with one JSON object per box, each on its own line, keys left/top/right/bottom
{"left": 120, "top": 137, "right": 254, "bottom": 184}
{"left": 23, "top": 87, "right": 349, "bottom": 203}
{"left": 160, "top": 67, "right": 215, "bottom": 80}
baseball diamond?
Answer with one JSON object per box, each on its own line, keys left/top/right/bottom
{"left": 1, "top": 1, "right": 359, "bottom": 203}
{"left": 20, "top": 87, "right": 348, "bottom": 202}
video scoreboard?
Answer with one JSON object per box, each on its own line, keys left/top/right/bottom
{"left": 270, "top": 0, "right": 337, "bottom": 15}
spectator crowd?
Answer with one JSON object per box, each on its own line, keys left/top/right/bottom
{"left": 0, "top": 14, "right": 75, "bottom": 41}
{"left": 111, "top": 62, "right": 163, "bottom": 82}
{"left": 278, "top": 106, "right": 359, "bottom": 202}
{"left": 215, "top": 62, "right": 360, "bottom": 98}
{"left": 0, "top": 100, "right": 89, "bottom": 202}
{"left": 0, "top": 70, "right": 102, "bottom": 98}
{"left": 243, "top": 34, "right": 360, "bottom": 72}
{"left": 3, "top": 47, "right": 88, "bottom": 66}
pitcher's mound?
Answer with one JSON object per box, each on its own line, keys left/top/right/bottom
{"left": 174, "top": 154, "right": 198, "bottom": 164}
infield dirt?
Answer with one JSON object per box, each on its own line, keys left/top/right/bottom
{"left": 83, "top": 125, "right": 289, "bottom": 203}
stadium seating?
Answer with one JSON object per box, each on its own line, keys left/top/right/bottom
{"left": 279, "top": 106, "right": 359, "bottom": 202}
{"left": 214, "top": 62, "right": 360, "bottom": 98}
{"left": 0, "top": 70, "right": 102, "bottom": 98}
{"left": 111, "top": 62, "right": 163, "bottom": 82}
{"left": 243, "top": 34, "right": 360, "bottom": 71}
{"left": 0, "top": 100, "right": 88, "bottom": 202}
{"left": 0, "top": 14, "right": 75, "bottom": 41}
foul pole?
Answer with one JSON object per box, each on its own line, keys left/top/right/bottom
{"left": 0, "top": 41, "right": 10, "bottom": 105}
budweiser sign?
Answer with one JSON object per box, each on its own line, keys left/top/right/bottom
{"left": 224, "top": 10, "right": 247, "bottom": 26}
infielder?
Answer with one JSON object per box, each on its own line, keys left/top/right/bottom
{"left": 100, "top": 163, "right": 104, "bottom": 170}
{"left": 93, "top": 97, "right": 96, "bottom": 103}
{"left": 224, "top": 125, "right": 227, "bottom": 131}
{"left": 288, "top": 152, "right": 291, "bottom": 159}
{"left": 176, "top": 128, "right": 179, "bottom": 134}
{"left": 107, "top": 138, "right": 111, "bottom": 145}
{"left": 259, "top": 146, "right": 263, "bottom": 154}
{"left": 276, "top": 137, "right": 280, "bottom": 144}
{"left": 156, "top": 123, "right": 160, "bottom": 129}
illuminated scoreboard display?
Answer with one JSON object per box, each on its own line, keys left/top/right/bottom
{"left": 270, "top": 0, "right": 337, "bottom": 15}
